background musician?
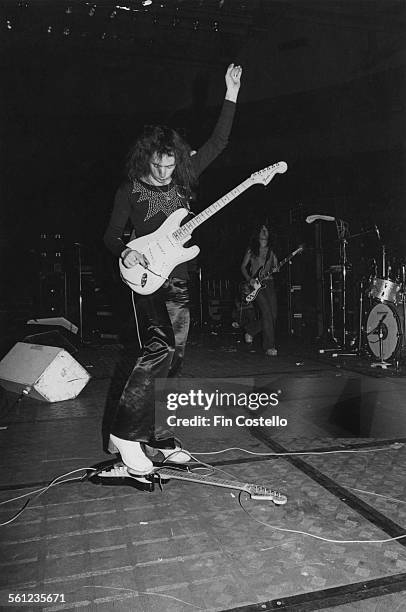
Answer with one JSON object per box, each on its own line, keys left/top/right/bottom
{"left": 240, "top": 221, "right": 278, "bottom": 356}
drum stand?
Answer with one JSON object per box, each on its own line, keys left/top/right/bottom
{"left": 370, "top": 314, "right": 391, "bottom": 369}
{"left": 355, "top": 278, "right": 368, "bottom": 356}
{"left": 396, "top": 283, "right": 406, "bottom": 371}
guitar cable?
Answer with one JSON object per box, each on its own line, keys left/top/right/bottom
{"left": 143, "top": 444, "right": 406, "bottom": 544}
{"left": 0, "top": 467, "right": 93, "bottom": 526}
{"left": 1, "top": 445, "right": 406, "bottom": 545}
{"left": 194, "top": 444, "right": 406, "bottom": 544}
{"left": 238, "top": 492, "right": 406, "bottom": 545}
{"left": 191, "top": 443, "right": 403, "bottom": 457}
{"left": 131, "top": 289, "right": 143, "bottom": 350}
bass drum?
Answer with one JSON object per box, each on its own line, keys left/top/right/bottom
{"left": 366, "top": 302, "right": 404, "bottom": 361}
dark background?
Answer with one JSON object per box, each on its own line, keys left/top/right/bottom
{"left": 1, "top": 0, "right": 405, "bottom": 341}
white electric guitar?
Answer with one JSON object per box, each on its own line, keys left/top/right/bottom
{"left": 91, "top": 459, "right": 287, "bottom": 505}
{"left": 119, "top": 161, "right": 288, "bottom": 295}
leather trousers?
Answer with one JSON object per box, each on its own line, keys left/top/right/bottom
{"left": 109, "top": 278, "right": 190, "bottom": 445}
{"left": 246, "top": 281, "right": 277, "bottom": 350}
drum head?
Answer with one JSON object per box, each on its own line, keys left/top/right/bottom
{"left": 366, "top": 302, "right": 401, "bottom": 360}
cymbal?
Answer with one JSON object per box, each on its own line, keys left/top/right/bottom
{"left": 325, "top": 264, "right": 352, "bottom": 273}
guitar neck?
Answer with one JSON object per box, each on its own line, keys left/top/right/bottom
{"left": 275, "top": 256, "right": 290, "bottom": 272}
{"left": 157, "top": 467, "right": 251, "bottom": 493}
{"left": 174, "top": 178, "right": 253, "bottom": 241}
{"left": 274, "top": 249, "right": 301, "bottom": 273}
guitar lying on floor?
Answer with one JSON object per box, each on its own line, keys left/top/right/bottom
{"left": 87, "top": 459, "right": 287, "bottom": 505}
{"left": 244, "top": 245, "right": 304, "bottom": 304}
{"left": 120, "top": 162, "right": 288, "bottom": 295}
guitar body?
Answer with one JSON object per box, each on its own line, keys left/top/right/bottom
{"left": 119, "top": 208, "right": 200, "bottom": 295}
{"left": 245, "top": 278, "right": 264, "bottom": 304}
{"left": 244, "top": 245, "right": 304, "bottom": 304}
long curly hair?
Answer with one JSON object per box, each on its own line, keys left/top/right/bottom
{"left": 126, "top": 125, "right": 197, "bottom": 199}
{"left": 248, "top": 221, "right": 274, "bottom": 257}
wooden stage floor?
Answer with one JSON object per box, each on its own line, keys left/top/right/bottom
{"left": 1, "top": 332, "right": 406, "bottom": 611}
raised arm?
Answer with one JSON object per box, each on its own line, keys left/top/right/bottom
{"left": 225, "top": 63, "right": 242, "bottom": 102}
{"left": 191, "top": 63, "right": 243, "bottom": 176}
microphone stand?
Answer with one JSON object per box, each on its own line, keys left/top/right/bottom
{"left": 328, "top": 269, "right": 339, "bottom": 346}
{"left": 331, "top": 219, "right": 357, "bottom": 357}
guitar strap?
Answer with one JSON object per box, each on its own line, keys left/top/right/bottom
{"left": 261, "top": 246, "right": 274, "bottom": 278}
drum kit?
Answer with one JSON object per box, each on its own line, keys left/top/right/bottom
{"left": 364, "top": 267, "right": 406, "bottom": 367}
{"left": 322, "top": 221, "right": 405, "bottom": 369}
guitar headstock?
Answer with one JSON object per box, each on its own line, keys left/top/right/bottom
{"left": 250, "top": 161, "right": 288, "bottom": 186}
{"left": 246, "top": 484, "right": 287, "bottom": 505}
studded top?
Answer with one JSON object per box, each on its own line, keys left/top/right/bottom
{"left": 132, "top": 179, "right": 184, "bottom": 222}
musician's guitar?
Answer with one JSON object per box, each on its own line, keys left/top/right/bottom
{"left": 88, "top": 459, "right": 287, "bottom": 505}
{"left": 119, "top": 162, "right": 288, "bottom": 295}
{"left": 244, "top": 245, "right": 304, "bottom": 304}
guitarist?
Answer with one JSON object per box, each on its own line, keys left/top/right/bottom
{"left": 240, "top": 222, "right": 278, "bottom": 357}
{"left": 103, "top": 63, "right": 242, "bottom": 475}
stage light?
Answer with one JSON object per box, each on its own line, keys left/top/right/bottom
{"left": 142, "top": 0, "right": 152, "bottom": 6}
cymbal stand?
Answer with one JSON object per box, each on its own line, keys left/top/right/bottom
{"left": 381, "top": 244, "right": 386, "bottom": 278}
{"left": 338, "top": 219, "right": 349, "bottom": 348}
{"left": 318, "top": 270, "right": 339, "bottom": 354}
{"left": 356, "top": 278, "right": 365, "bottom": 355}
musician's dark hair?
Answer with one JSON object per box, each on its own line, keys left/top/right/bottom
{"left": 249, "top": 221, "right": 273, "bottom": 257}
{"left": 126, "top": 125, "right": 197, "bottom": 198}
